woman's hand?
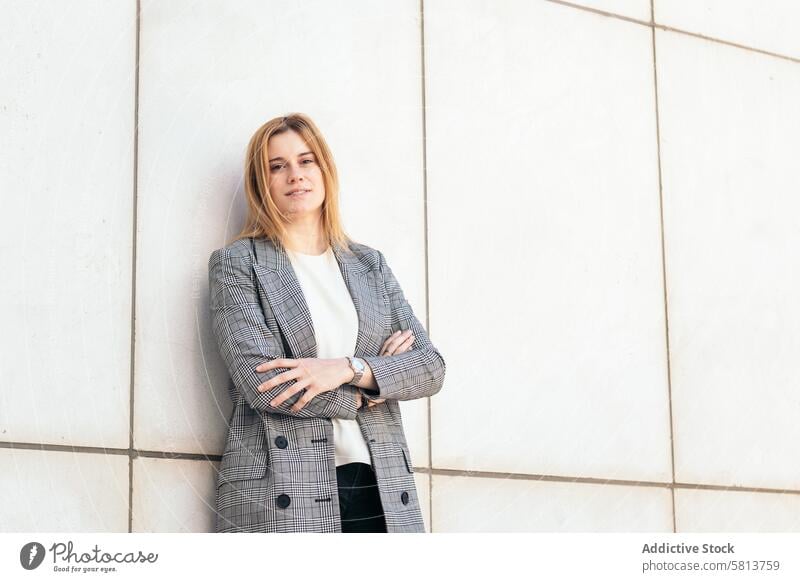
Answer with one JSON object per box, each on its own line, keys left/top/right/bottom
{"left": 365, "top": 330, "right": 415, "bottom": 408}
{"left": 379, "top": 329, "right": 415, "bottom": 356}
{"left": 255, "top": 357, "right": 352, "bottom": 413}
{"left": 365, "top": 396, "right": 385, "bottom": 408}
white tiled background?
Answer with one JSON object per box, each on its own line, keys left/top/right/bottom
{"left": 2, "top": 0, "right": 799, "bottom": 532}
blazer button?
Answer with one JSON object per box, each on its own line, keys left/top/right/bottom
{"left": 275, "top": 436, "right": 288, "bottom": 449}
{"left": 276, "top": 494, "right": 291, "bottom": 509}
{"left": 400, "top": 491, "right": 409, "bottom": 505}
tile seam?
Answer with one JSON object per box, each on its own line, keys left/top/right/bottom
{"left": 654, "top": 22, "right": 800, "bottom": 65}
{"left": 418, "top": 0, "right": 434, "bottom": 535}
{"left": 542, "top": 0, "right": 800, "bottom": 64}
{"left": 649, "top": 0, "right": 677, "bottom": 535}
{"left": 128, "top": 0, "right": 142, "bottom": 534}
{"left": 544, "top": 0, "right": 651, "bottom": 27}
{"left": 4, "top": 442, "right": 799, "bottom": 497}
{"left": 421, "top": 468, "right": 800, "bottom": 496}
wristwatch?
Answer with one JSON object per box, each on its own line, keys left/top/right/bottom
{"left": 346, "top": 356, "right": 365, "bottom": 385}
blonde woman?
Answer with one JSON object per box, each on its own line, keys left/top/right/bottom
{"left": 208, "top": 113, "right": 446, "bottom": 533}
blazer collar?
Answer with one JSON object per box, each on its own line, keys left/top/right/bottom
{"left": 252, "top": 236, "right": 369, "bottom": 277}
{"left": 250, "top": 236, "right": 386, "bottom": 360}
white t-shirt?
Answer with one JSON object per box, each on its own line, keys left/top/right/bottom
{"left": 285, "top": 245, "right": 372, "bottom": 467}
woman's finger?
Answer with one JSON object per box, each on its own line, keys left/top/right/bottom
{"left": 388, "top": 334, "right": 414, "bottom": 356}
{"left": 396, "top": 334, "right": 415, "bottom": 353}
{"left": 379, "top": 331, "right": 402, "bottom": 356}
{"left": 381, "top": 330, "right": 412, "bottom": 356}
{"left": 257, "top": 366, "right": 303, "bottom": 392}
{"left": 269, "top": 378, "right": 310, "bottom": 408}
{"left": 384, "top": 331, "right": 408, "bottom": 356}
{"left": 255, "top": 358, "right": 297, "bottom": 373}
{"left": 289, "top": 384, "right": 319, "bottom": 413}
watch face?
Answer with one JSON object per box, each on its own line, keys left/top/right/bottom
{"left": 353, "top": 358, "right": 365, "bottom": 372}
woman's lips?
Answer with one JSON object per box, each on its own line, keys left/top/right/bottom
{"left": 287, "top": 189, "right": 309, "bottom": 197}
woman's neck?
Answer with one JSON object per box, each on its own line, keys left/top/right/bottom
{"left": 283, "top": 220, "right": 328, "bottom": 255}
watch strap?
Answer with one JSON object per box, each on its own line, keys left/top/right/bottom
{"left": 346, "top": 356, "right": 364, "bottom": 384}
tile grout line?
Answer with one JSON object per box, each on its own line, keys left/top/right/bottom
{"left": 545, "top": 0, "right": 651, "bottom": 27}
{"left": 649, "top": 0, "right": 677, "bottom": 534}
{"left": 653, "top": 22, "right": 800, "bottom": 65}
{"left": 419, "top": 468, "right": 800, "bottom": 497}
{"left": 0, "top": 442, "right": 216, "bottom": 461}
{"left": 5, "top": 440, "right": 800, "bottom": 497}
{"left": 418, "top": 0, "right": 434, "bottom": 534}
{"left": 127, "top": 0, "right": 142, "bottom": 534}
{"left": 543, "top": 0, "right": 800, "bottom": 65}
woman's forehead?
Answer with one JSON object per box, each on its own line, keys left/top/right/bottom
{"left": 267, "top": 130, "right": 310, "bottom": 158}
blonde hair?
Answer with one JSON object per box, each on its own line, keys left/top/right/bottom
{"left": 234, "top": 112, "right": 354, "bottom": 253}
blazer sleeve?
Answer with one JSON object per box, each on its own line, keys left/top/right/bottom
{"left": 208, "top": 245, "right": 360, "bottom": 420}
{"left": 360, "top": 250, "right": 446, "bottom": 401}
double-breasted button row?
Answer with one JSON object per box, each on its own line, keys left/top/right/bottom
{"left": 273, "top": 436, "right": 289, "bottom": 507}
{"left": 278, "top": 492, "right": 409, "bottom": 508}
{"left": 276, "top": 491, "right": 408, "bottom": 509}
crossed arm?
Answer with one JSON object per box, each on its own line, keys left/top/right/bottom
{"left": 208, "top": 244, "right": 446, "bottom": 419}
{"left": 359, "top": 250, "right": 447, "bottom": 403}
{"left": 253, "top": 329, "right": 414, "bottom": 412}
{"left": 208, "top": 245, "right": 360, "bottom": 420}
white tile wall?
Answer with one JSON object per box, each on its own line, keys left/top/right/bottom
{"left": 676, "top": 489, "right": 800, "bottom": 532}
{"left": 425, "top": 0, "right": 671, "bottom": 482}
{"left": 432, "top": 473, "right": 673, "bottom": 532}
{"left": 4, "top": 0, "right": 800, "bottom": 535}
{"left": 132, "top": 457, "right": 218, "bottom": 532}
{"left": 133, "top": 0, "right": 430, "bottom": 460}
{"left": 655, "top": 0, "right": 800, "bottom": 60}
{"left": 656, "top": 30, "right": 800, "bottom": 491}
{"left": 0, "top": 449, "right": 129, "bottom": 532}
{"left": 0, "top": 0, "right": 135, "bottom": 448}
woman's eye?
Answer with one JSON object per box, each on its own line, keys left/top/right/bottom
{"left": 270, "top": 160, "right": 313, "bottom": 171}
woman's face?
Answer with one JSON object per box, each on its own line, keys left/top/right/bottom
{"left": 266, "top": 129, "right": 326, "bottom": 220}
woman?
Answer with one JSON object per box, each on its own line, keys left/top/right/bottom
{"left": 207, "top": 113, "right": 446, "bottom": 533}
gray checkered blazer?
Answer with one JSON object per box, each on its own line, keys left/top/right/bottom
{"left": 207, "top": 236, "right": 446, "bottom": 532}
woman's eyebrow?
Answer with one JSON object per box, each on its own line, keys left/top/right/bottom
{"left": 268, "top": 151, "right": 314, "bottom": 162}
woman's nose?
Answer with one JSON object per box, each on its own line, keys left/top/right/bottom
{"left": 287, "top": 164, "right": 304, "bottom": 181}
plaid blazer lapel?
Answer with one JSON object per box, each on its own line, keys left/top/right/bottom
{"left": 331, "top": 241, "right": 388, "bottom": 359}
{"left": 251, "top": 237, "right": 388, "bottom": 360}
{"left": 251, "top": 237, "right": 316, "bottom": 359}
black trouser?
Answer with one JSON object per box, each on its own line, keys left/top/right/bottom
{"left": 336, "top": 462, "right": 387, "bottom": 533}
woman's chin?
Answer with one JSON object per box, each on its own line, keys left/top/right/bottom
{"left": 284, "top": 204, "right": 323, "bottom": 218}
